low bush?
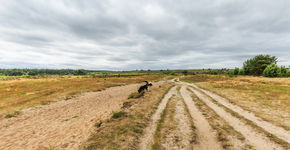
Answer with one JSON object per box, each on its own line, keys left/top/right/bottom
{"left": 238, "top": 69, "right": 245, "bottom": 75}
{"left": 263, "top": 64, "right": 280, "bottom": 77}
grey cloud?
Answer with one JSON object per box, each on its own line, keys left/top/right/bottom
{"left": 0, "top": 0, "right": 289, "bottom": 70}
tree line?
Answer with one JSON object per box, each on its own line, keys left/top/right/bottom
{"left": 0, "top": 69, "right": 91, "bottom": 76}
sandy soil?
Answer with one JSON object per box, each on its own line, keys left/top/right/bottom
{"left": 191, "top": 83, "right": 290, "bottom": 143}
{"left": 1, "top": 79, "right": 288, "bottom": 150}
{"left": 160, "top": 93, "right": 193, "bottom": 150}
{"left": 187, "top": 84, "right": 283, "bottom": 150}
{"left": 139, "top": 86, "right": 177, "bottom": 150}
{"left": 180, "top": 86, "right": 222, "bottom": 150}
{"left": 0, "top": 83, "right": 146, "bottom": 150}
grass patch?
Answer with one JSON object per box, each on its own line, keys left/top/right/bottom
{"left": 128, "top": 91, "right": 144, "bottom": 99}
{"left": 112, "top": 111, "right": 126, "bottom": 119}
{"left": 152, "top": 96, "right": 173, "bottom": 150}
{"left": 83, "top": 83, "right": 174, "bottom": 150}
{"left": 5, "top": 110, "right": 20, "bottom": 118}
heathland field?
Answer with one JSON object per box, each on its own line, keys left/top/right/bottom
{"left": 0, "top": 74, "right": 289, "bottom": 150}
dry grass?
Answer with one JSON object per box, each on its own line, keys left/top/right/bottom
{"left": 181, "top": 75, "right": 290, "bottom": 131}
{"left": 82, "top": 83, "right": 174, "bottom": 150}
{"left": 190, "top": 86, "right": 290, "bottom": 149}
{"left": 188, "top": 88, "right": 252, "bottom": 150}
{"left": 152, "top": 96, "right": 176, "bottom": 150}
{"left": 0, "top": 75, "right": 164, "bottom": 116}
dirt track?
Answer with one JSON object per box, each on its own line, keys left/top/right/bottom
{"left": 1, "top": 80, "right": 289, "bottom": 150}
{"left": 140, "top": 81, "right": 289, "bottom": 149}
{"left": 0, "top": 83, "right": 144, "bottom": 150}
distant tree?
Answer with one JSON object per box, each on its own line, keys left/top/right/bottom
{"left": 182, "top": 70, "right": 188, "bottom": 75}
{"left": 243, "top": 54, "right": 277, "bottom": 75}
{"left": 74, "top": 69, "right": 87, "bottom": 75}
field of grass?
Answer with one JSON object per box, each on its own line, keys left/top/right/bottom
{"left": 181, "top": 74, "right": 290, "bottom": 130}
{"left": 0, "top": 75, "right": 165, "bottom": 117}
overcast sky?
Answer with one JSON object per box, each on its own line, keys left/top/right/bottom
{"left": 0, "top": 0, "right": 289, "bottom": 70}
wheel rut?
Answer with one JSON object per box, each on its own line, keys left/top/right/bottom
{"left": 187, "top": 84, "right": 284, "bottom": 150}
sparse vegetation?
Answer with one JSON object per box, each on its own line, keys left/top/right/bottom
{"left": 0, "top": 75, "right": 163, "bottom": 116}
{"left": 112, "top": 111, "right": 126, "bottom": 119}
{"left": 83, "top": 84, "right": 173, "bottom": 150}
{"left": 128, "top": 91, "right": 145, "bottom": 99}
{"left": 5, "top": 110, "right": 20, "bottom": 118}
{"left": 181, "top": 74, "right": 290, "bottom": 131}
{"left": 188, "top": 88, "right": 251, "bottom": 149}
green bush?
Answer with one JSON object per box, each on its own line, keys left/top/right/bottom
{"left": 279, "top": 66, "right": 287, "bottom": 77}
{"left": 238, "top": 69, "right": 245, "bottom": 75}
{"left": 210, "top": 70, "right": 218, "bottom": 75}
{"left": 263, "top": 64, "right": 280, "bottom": 77}
{"left": 287, "top": 69, "right": 290, "bottom": 77}
{"left": 234, "top": 67, "right": 239, "bottom": 75}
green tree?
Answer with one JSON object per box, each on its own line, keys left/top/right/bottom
{"left": 243, "top": 54, "right": 277, "bottom": 75}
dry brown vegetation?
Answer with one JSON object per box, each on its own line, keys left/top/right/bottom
{"left": 188, "top": 88, "right": 253, "bottom": 150}
{"left": 83, "top": 83, "right": 173, "bottom": 150}
{"left": 181, "top": 74, "right": 290, "bottom": 131}
{"left": 0, "top": 75, "right": 164, "bottom": 116}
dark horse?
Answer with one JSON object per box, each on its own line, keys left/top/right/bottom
{"left": 138, "top": 81, "right": 153, "bottom": 93}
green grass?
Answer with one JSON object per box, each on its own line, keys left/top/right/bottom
{"left": 112, "top": 111, "right": 126, "bottom": 119}
{"left": 5, "top": 110, "right": 20, "bottom": 118}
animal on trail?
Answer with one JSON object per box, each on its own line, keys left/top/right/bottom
{"left": 138, "top": 81, "right": 153, "bottom": 93}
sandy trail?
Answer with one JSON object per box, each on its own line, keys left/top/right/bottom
{"left": 187, "top": 85, "right": 283, "bottom": 150}
{"left": 139, "top": 86, "right": 177, "bottom": 150}
{"left": 160, "top": 92, "right": 193, "bottom": 150}
{"left": 0, "top": 83, "right": 163, "bottom": 150}
{"left": 180, "top": 86, "right": 222, "bottom": 150}
{"left": 190, "top": 83, "right": 290, "bottom": 144}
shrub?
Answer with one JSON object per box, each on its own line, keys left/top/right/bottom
{"left": 287, "top": 69, "right": 290, "bottom": 77}
{"left": 234, "top": 67, "right": 239, "bottom": 75}
{"left": 210, "top": 70, "right": 218, "bottom": 75}
{"left": 243, "top": 54, "right": 277, "bottom": 75}
{"left": 279, "top": 66, "right": 287, "bottom": 77}
{"left": 91, "top": 73, "right": 97, "bottom": 78}
{"left": 238, "top": 69, "right": 245, "bottom": 75}
{"left": 263, "top": 64, "right": 280, "bottom": 77}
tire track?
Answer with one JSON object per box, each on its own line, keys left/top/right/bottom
{"left": 139, "top": 86, "right": 177, "bottom": 150}
{"left": 180, "top": 86, "right": 223, "bottom": 150}
{"left": 190, "top": 83, "right": 290, "bottom": 144}
{"left": 187, "top": 85, "right": 284, "bottom": 150}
